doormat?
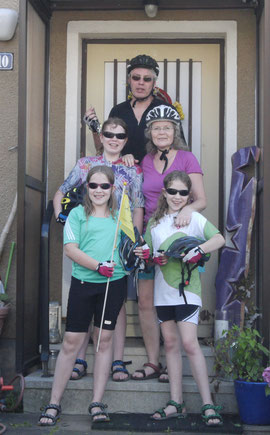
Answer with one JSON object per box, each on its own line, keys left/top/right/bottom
{"left": 92, "top": 412, "right": 243, "bottom": 433}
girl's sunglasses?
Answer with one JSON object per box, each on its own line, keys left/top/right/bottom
{"left": 103, "top": 131, "right": 127, "bottom": 140}
{"left": 166, "top": 188, "right": 189, "bottom": 196}
{"left": 88, "top": 182, "right": 112, "bottom": 190}
{"left": 131, "top": 75, "right": 153, "bottom": 82}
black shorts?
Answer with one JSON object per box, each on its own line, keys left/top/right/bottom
{"left": 156, "top": 304, "right": 200, "bottom": 325}
{"left": 66, "top": 276, "right": 127, "bottom": 332}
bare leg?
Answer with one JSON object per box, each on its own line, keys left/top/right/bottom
{"left": 39, "top": 331, "right": 87, "bottom": 424}
{"left": 90, "top": 327, "right": 114, "bottom": 421}
{"left": 178, "top": 322, "right": 220, "bottom": 425}
{"left": 152, "top": 321, "right": 186, "bottom": 419}
{"left": 71, "top": 325, "right": 92, "bottom": 379}
{"left": 132, "top": 279, "right": 160, "bottom": 379}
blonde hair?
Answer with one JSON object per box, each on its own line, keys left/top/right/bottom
{"left": 151, "top": 171, "right": 191, "bottom": 226}
{"left": 84, "top": 166, "right": 117, "bottom": 219}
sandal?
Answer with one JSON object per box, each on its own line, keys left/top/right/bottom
{"left": 131, "top": 362, "right": 162, "bottom": 381}
{"left": 70, "top": 358, "right": 87, "bottom": 380}
{"left": 111, "top": 360, "right": 132, "bottom": 382}
{"left": 150, "top": 400, "right": 186, "bottom": 420}
{"left": 38, "top": 403, "right": 61, "bottom": 426}
{"left": 201, "top": 404, "right": 223, "bottom": 426}
{"left": 159, "top": 366, "right": 169, "bottom": 383}
{"left": 89, "top": 401, "right": 110, "bottom": 423}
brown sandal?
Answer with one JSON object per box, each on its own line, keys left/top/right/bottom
{"left": 159, "top": 366, "right": 169, "bottom": 383}
{"left": 131, "top": 362, "right": 162, "bottom": 381}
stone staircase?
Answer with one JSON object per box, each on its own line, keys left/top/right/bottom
{"left": 23, "top": 337, "right": 237, "bottom": 416}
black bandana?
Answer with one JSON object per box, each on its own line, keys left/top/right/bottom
{"left": 159, "top": 149, "right": 170, "bottom": 173}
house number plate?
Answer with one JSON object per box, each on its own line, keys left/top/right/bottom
{"left": 0, "top": 53, "right": 13, "bottom": 70}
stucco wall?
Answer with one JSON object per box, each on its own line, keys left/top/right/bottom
{"left": 48, "top": 8, "right": 256, "bottom": 305}
{"left": 0, "top": 0, "right": 19, "bottom": 339}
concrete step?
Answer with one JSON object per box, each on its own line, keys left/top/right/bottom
{"left": 23, "top": 370, "right": 237, "bottom": 415}
{"left": 50, "top": 337, "right": 216, "bottom": 377}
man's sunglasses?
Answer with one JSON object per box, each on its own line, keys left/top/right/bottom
{"left": 88, "top": 183, "right": 113, "bottom": 190}
{"left": 165, "top": 188, "right": 189, "bottom": 196}
{"left": 131, "top": 75, "right": 153, "bottom": 82}
{"left": 103, "top": 131, "right": 127, "bottom": 140}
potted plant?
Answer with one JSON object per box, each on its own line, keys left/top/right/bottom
{"left": 215, "top": 325, "right": 270, "bottom": 424}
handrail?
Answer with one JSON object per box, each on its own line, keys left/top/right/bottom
{"left": 39, "top": 200, "right": 54, "bottom": 377}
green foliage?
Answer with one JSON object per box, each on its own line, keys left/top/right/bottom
{"left": 214, "top": 325, "right": 270, "bottom": 382}
{"left": 0, "top": 293, "right": 9, "bottom": 303}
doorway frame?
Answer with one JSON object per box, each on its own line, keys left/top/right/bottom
{"left": 64, "top": 20, "right": 237, "bottom": 216}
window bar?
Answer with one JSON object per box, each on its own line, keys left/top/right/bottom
{"left": 163, "top": 58, "right": 168, "bottom": 92}
{"left": 176, "top": 59, "right": 180, "bottom": 102}
{"left": 126, "top": 59, "right": 129, "bottom": 100}
{"left": 113, "top": 59, "right": 117, "bottom": 106}
{"left": 188, "top": 58, "right": 193, "bottom": 150}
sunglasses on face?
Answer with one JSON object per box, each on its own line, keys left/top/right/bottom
{"left": 88, "top": 182, "right": 112, "bottom": 190}
{"left": 165, "top": 188, "right": 189, "bottom": 196}
{"left": 102, "top": 131, "right": 127, "bottom": 140}
{"left": 131, "top": 75, "right": 153, "bottom": 82}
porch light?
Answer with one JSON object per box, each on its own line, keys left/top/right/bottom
{"left": 0, "top": 8, "right": 18, "bottom": 41}
{"left": 144, "top": 0, "right": 159, "bottom": 18}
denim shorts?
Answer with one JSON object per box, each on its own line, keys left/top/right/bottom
{"left": 138, "top": 265, "right": 155, "bottom": 280}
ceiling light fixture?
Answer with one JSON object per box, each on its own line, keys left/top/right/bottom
{"left": 143, "top": 0, "right": 159, "bottom": 19}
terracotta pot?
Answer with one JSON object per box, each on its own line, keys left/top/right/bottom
{"left": 0, "top": 305, "right": 9, "bottom": 336}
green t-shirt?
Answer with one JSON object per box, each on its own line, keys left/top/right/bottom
{"left": 64, "top": 205, "right": 125, "bottom": 283}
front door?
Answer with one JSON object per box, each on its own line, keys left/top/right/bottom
{"left": 63, "top": 41, "right": 223, "bottom": 338}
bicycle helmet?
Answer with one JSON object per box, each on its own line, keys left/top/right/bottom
{"left": 146, "top": 104, "right": 181, "bottom": 126}
{"left": 61, "top": 184, "right": 86, "bottom": 217}
{"left": 164, "top": 236, "right": 210, "bottom": 303}
{"left": 154, "top": 87, "right": 172, "bottom": 105}
{"left": 127, "top": 54, "right": 159, "bottom": 76}
{"left": 165, "top": 236, "right": 207, "bottom": 260}
{"left": 119, "top": 227, "right": 144, "bottom": 274}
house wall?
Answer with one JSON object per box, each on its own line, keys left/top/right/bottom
{"left": 0, "top": 0, "right": 19, "bottom": 377}
{"left": 48, "top": 8, "right": 256, "bottom": 305}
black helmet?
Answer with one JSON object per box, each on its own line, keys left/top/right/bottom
{"left": 165, "top": 236, "right": 210, "bottom": 263}
{"left": 146, "top": 104, "right": 181, "bottom": 126}
{"left": 61, "top": 184, "right": 86, "bottom": 218}
{"left": 127, "top": 54, "right": 159, "bottom": 76}
{"left": 165, "top": 236, "right": 210, "bottom": 304}
{"left": 119, "top": 227, "right": 144, "bottom": 274}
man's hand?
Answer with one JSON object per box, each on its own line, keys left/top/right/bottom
{"left": 83, "top": 106, "right": 101, "bottom": 133}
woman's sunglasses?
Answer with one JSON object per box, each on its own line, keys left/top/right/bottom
{"left": 103, "top": 131, "right": 127, "bottom": 140}
{"left": 88, "top": 182, "right": 112, "bottom": 190}
{"left": 131, "top": 75, "right": 153, "bottom": 83}
{"left": 165, "top": 188, "right": 189, "bottom": 196}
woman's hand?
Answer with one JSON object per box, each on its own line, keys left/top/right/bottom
{"left": 174, "top": 205, "right": 193, "bottom": 228}
{"left": 121, "top": 154, "right": 139, "bottom": 167}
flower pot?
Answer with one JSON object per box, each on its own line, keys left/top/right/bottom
{"left": 0, "top": 305, "right": 9, "bottom": 336}
{"left": 234, "top": 379, "right": 270, "bottom": 425}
